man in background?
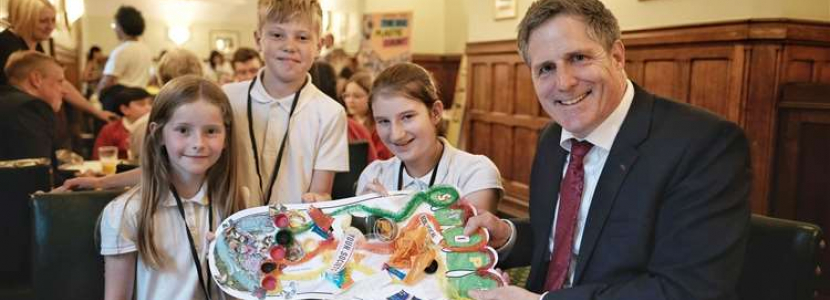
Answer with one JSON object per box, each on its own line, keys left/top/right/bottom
{"left": 0, "top": 51, "right": 65, "bottom": 163}
{"left": 230, "top": 47, "right": 263, "bottom": 82}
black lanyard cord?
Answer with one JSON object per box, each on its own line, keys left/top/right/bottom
{"left": 171, "top": 184, "right": 213, "bottom": 300}
{"left": 246, "top": 75, "right": 308, "bottom": 205}
{"left": 397, "top": 141, "right": 445, "bottom": 190}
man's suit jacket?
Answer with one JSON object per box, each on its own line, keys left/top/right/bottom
{"left": 0, "top": 85, "right": 56, "bottom": 161}
{"left": 500, "top": 84, "right": 752, "bottom": 300}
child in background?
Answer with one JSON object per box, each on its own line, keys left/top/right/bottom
{"left": 356, "top": 63, "right": 503, "bottom": 213}
{"left": 93, "top": 87, "right": 152, "bottom": 159}
{"left": 343, "top": 72, "right": 392, "bottom": 160}
{"left": 222, "top": 0, "right": 348, "bottom": 205}
{"left": 100, "top": 76, "right": 243, "bottom": 300}
{"left": 311, "top": 61, "right": 378, "bottom": 163}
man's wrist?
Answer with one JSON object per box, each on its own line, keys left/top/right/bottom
{"left": 495, "top": 219, "right": 516, "bottom": 252}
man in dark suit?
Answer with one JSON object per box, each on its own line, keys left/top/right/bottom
{"left": 0, "top": 51, "right": 65, "bottom": 162}
{"left": 466, "top": 1, "right": 751, "bottom": 300}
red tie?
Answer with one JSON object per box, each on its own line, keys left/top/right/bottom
{"left": 545, "top": 140, "right": 593, "bottom": 291}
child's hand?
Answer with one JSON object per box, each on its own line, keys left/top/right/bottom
{"left": 361, "top": 178, "right": 390, "bottom": 196}
{"left": 57, "top": 176, "right": 102, "bottom": 191}
{"left": 301, "top": 192, "right": 331, "bottom": 203}
{"left": 206, "top": 231, "right": 216, "bottom": 242}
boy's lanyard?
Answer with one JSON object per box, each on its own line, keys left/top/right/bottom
{"left": 397, "top": 143, "right": 445, "bottom": 190}
{"left": 246, "top": 75, "right": 307, "bottom": 205}
{"left": 170, "top": 185, "right": 214, "bottom": 300}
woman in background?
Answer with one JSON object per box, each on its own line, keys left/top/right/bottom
{"left": 206, "top": 50, "right": 233, "bottom": 85}
{"left": 0, "top": 0, "right": 116, "bottom": 122}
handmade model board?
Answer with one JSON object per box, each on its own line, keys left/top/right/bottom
{"left": 208, "top": 186, "right": 506, "bottom": 300}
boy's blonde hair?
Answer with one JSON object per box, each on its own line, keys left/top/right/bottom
{"left": 257, "top": 0, "right": 322, "bottom": 34}
{"left": 4, "top": 0, "right": 55, "bottom": 41}
{"left": 136, "top": 75, "right": 243, "bottom": 268}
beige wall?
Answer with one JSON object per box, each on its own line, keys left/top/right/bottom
{"left": 74, "top": 0, "right": 830, "bottom": 61}
{"left": 83, "top": 15, "right": 257, "bottom": 63}
{"left": 466, "top": 0, "right": 830, "bottom": 43}
{"left": 445, "top": 0, "right": 468, "bottom": 54}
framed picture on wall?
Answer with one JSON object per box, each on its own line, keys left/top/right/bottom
{"left": 210, "top": 30, "right": 240, "bottom": 55}
{"left": 494, "top": 0, "right": 517, "bottom": 20}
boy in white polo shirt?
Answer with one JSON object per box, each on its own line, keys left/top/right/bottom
{"left": 60, "top": 0, "right": 348, "bottom": 207}
{"left": 222, "top": 0, "right": 348, "bottom": 206}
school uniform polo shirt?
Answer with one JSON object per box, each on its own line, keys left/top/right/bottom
{"left": 223, "top": 71, "right": 349, "bottom": 206}
{"left": 356, "top": 137, "right": 503, "bottom": 199}
{"left": 100, "top": 184, "right": 220, "bottom": 300}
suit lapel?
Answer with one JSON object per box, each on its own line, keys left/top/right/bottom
{"left": 573, "top": 85, "right": 654, "bottom": 284}
{"left": 538, "top": 128, "right": 568, "bottom": 253}
{"left": 527, "top": 124, "right": 568, "bottom": 292}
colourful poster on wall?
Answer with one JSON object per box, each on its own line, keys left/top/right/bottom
{"left": 357, "top": 11, "right": 413, "bottom": 75}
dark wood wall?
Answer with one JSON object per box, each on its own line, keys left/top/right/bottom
{"left": 772, "top": 83, "right": 830, "bottom": 297}
{"left": 413, "top": 54, "right": 462, "bottom": 108}
{"left": 462, "top": 19, "right": 830, "bottom": 217}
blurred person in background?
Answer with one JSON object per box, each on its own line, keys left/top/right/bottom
{"left": 206, "top": 50, "right": 233, "bottom": 84}
{"left": 92, "top": 87, "right": 152, "bottom": 159}
{"left": 82, "top": 45, "right": 106, "bottom": 98}
{"left": 129, "top": 48, "right": 204, "bottom": 160}
{"left": 312, "top": 61, "right": 378, "bottom": 163}
{"left": 0, "top": 0, "right": 116, "bottom": 122}
{"left": 0, "top": 51, "right": 65, "bottom": 164}
{"left": 230, "top": 47, "right": 262, "bottom": 82}
{"left": 96, "top": 5, "right": 152, "bottom": 93}
{"left": 343, "top": 71, "right": 392, "bottom": 160}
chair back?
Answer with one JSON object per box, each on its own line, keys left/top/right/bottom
{"left": 332, "top": 141, "right": 370, "bottom": 199}
{"left": 738, "top": 214, "right": 824, "bottom": 300}
{"left": 0, "top": 158, "right": 51, "bottom": 297}
{"left": 30, "top": 189, "right": 126, "bottom": 300}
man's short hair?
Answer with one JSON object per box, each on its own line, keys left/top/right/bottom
{"left": 516, "top": 0, "right": 620, "bottom": 64}
{"left": 257, "top": 0, "right": 322, "bottom": 34}
{"left": 4, "top": 50, "right": 59, "bottom": 84}
{"left": 115, "top": 5, "right": 145, "bottom": 37}
{"left": 231, "top": 47, "right": 263, "bottom": 66}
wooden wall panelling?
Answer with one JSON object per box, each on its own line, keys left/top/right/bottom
{"left": 782, "top": 45, "right": 830, "bottom": 84}
{"left": 625, "top": 45, "right": 745, "bottom": 122}
{"left": 412, "top": 54, "right": 462, "bottom": 108}
{"left": 742, "top": 44, "right": 783, "bottom": 214}
{"left": 464, "top": 41, "right": 551, "bottom": 217}
{"left": 772, "top": 83, "right": 830, "bottom": 298}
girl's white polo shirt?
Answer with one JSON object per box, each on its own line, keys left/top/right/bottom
{"left": 356, "top": 138, "right": 503, "bottom": 198}
{"left": 99, "top": 184, "right": 222, "bottom": 300}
